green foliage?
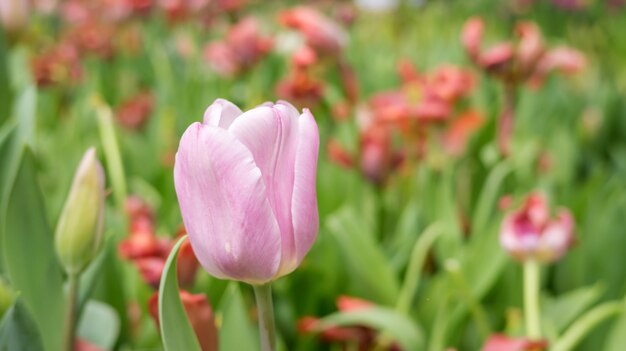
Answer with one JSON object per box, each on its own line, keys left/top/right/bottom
{"left": 158, "top": 236, "right": 202, "bottom": 351}
{"left": 0, "top": 299, "right": 44, "bottom": 351}
{"left": 2, "top": 148, "right": 64, "bottom": 351}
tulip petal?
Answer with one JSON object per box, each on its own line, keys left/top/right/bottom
{"left": 203, "top": 98, "right": 243, "bottom": 128}
{"left": 228, "top": 103, "right": 301, "bottom": 273}
{"left": 290, "top": 109, "right": 319, "bottom": 273}
{"left": 174, "top": 122, "right": 281, "bottom": 283}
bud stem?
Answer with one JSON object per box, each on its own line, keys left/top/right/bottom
{"left": 63, "top": 273, "right": 80, "bottom": 351}
{"left": 253, "top": 283, "right": 276, "bottom": 351}
{"left": 523, "top": 259, "right": 541, "bottom": 339}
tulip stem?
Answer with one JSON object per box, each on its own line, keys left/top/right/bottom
{"left": 63, "top": 273, "right": 80, "bottom": 351}
{"left": 524, "top": 259, "right": 542, "bottom": 339}
{"left": 253, "top": 283, "right": 276, "bottom": 351}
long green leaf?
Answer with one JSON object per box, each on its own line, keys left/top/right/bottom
{"left": 158, "top": 235, "right": 202, "bottom": 351}
{"left": 2, "top": 148, "right": 64, "bottom": 351}
{"left": 326, "top": 206, "right": 399, "bottom": 305}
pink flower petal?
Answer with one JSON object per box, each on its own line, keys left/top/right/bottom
{"left": 289, "top": 108, "right": 319, "bottom": 274}
{"left": 174, "top": 122, "right": 281, "bottom": 284}
{"left": 203, "top": 98, "right": 243, "bottom": 128}
{"left": 228, "top": 102, "right": 304, "bottom": 274}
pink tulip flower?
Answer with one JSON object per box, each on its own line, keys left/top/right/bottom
{"left": 500, "top": 193, "right": 574, "bottom": 263}
{"left": 174, "top": 99, "right": 319, "bottom": 284}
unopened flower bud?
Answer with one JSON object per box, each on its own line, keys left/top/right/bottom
{"left": 55, "top": 148, "right": 105, "bottom": 275}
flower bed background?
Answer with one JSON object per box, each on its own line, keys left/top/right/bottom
{"left": 1, "top": 0, "right": 626, "bottom": 350}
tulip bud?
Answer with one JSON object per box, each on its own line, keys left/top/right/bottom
{"left": 174, "top": 99, "right": 319, "bottom": 284}
{"left": 55, "top": 148, "right": 105, "bottom": 275}
{"left": 500, "top": 193, "right": 574, "bottom": 263}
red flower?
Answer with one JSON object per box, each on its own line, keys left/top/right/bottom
{"left": 116, "top": 92, "right": 155, "bottom": 130}
{"left": 298, "top": 296, "right": 402, "bottom": 351}
{"left": 482, "top": 334, "right": 548, "bottom": 351}
{"left": 119, "top": 196, "right": 199, "bottom": 288}
{"left": 203, "top": 17, "right": 273, "bottom": 76}
{"left": 279, "top": 7, "right": 348, "bottom": 56}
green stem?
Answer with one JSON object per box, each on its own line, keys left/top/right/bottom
{"left": 445, "top": 260, "right": 491, "bottom": 339}
{"left": 396, "top": 222, "right": 444, "bottom": 314}
{"left": 63, "top": 274, "right": 80, "bottom": 351}
{"left": 524, "top": 259, "right": 541, "bottom": 339}
{"left": 253, "top": 283, "right": 276, "bottom": 351}
{"left": 551, "top": 301, "right": 623, "bottom": 351}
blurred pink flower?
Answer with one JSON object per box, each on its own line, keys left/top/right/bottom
{"left": 0, "top": 0, "right": 29, "bottom": 34}
{"left": 203, "top": 17, "right": 273, "bottom": 76}
{"left": 461, "top": 17, "right": 484, "bottom": 60}
{"left": 279, "top": 6, "right": 348, "bottom": 55}
{"left": 482, "top": 334, "right": 548, "bottom": 351}
{"left": 462, "top": 17, "right": 585, "bottom": 86}
{"left": 500, "top": 193, "right": 575, "bottom": 263}
{"left": 174, "top": 99, "right": 319, "bottom": 284}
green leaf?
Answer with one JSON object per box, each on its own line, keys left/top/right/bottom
{"left": 2, "top": 148, "right": 64, "bottom": 351}
{"left": 552, "top": 300, "right": 624, "bottom": 351}
{"left": 218, "top": 283, "right": 258, "bottom": 351}
{"left": 76, "top": 300, "right": 120, "bottom": 350}
{"left": 94, "top": 99, "right": 127, "bottom": 210}
{"left": 0, "top": 298, "right": 44, "bottom": 351}
{"left": 314, "top": 306, "right": 424, "bottom": 350}
{"left": 158, "top": 235, "right": 202, "bottom": 351}
{"left": 544, "top": 283, "right": 604, "bottom": 333}
{"left": 604, "top": 311, "right": 626, "bottom": 351}
{"left": 326, "top": 206, "right": 399, "bottom": 305}
{"left": 0, "top": 123, "right": 18, "bottom": 273}
{"left": 14, "top": 85, "right": 36, "bottom": 149}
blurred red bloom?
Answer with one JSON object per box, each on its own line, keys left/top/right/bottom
{"left": 462, "top": 17, "right": 585, "bottom": 86}
{"left": 119, "top": 196, "right": 199, "bottom": 288}
{"left": 75, "top": 338, "right": 105, "bottom": 351}
{"left": 31, "top": 43, "right": 84, "bottom": 88}
{"left": 149, "top": 290, "right": 218, "bottom": 351}
{"left": 443, "top": 109, "right": 484, "bottom": 157}
{"left": 327, "top": 139, "right": 355, "bottom": 168}
{"left": 482, "top": 334, "right": 548, "bottom": 351}
{"left": 461, "top": 17, "right": 484, "bottom": 60}
{"left": 116, "top": 92, "right": 155, "bottom": 130}
{"left": 279, "top": 6, "right": 348, "bottom": 56}
{"left": 360, "top": 124, "right": 403, "bottom": 186}
{"left": 276, "top": 64, "right": 325, "bottom": 108}
{"left": 500, "top": 193, "right": 575, "bottom": 263}
{"left": 298, "top": 295, "right": 402, "bottom": 351}
{"left": 203, "top": 17, "right": 273, "bottom": 76}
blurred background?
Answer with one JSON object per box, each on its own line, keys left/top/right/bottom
{"left": 1, "top": 0, "right": 626, "bottom": 350}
